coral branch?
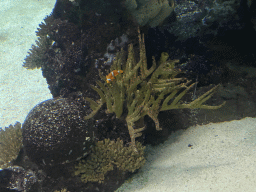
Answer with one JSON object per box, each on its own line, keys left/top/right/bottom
{"left": 84, "top": 29, "right": 225, "bottom": 150}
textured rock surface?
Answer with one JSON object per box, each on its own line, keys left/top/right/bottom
{"left": 0, "top": 166, "right": 38, "bottom": 191}
{"left": 22, "top": 93, "right": 94, "bottom": 166}
{"left": 166, "top": 0, "right": 242, "bottom": 40}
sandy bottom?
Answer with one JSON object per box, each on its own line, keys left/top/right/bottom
{"left": 0, "top": 0, "right": 55, "bottom": 128}
{"left": 116, "top": 117, "right": 256, "bottom": 192}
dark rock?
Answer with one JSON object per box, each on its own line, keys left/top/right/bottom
{"left": 22, "top": 93, "right": 94, "bottom": 167}
{"left": 23, "top": 0, "right": 129, "bottom": 98}
{"left": 166, "top": 0, "right": 243, "bottom": 40}
{"left": 0, "top": 166, "right": 37, "bottom": 191}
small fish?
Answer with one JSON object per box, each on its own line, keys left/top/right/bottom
{"left": 106, "top": 70, "right": 123, "bottom": 83}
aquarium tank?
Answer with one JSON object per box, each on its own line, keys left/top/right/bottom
{"left": 1, "top": 0, "right": 256, "bottom": 191}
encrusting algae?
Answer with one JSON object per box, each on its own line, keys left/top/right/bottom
{"left": 84, "top": 29, "right": 225, "bottom": 150}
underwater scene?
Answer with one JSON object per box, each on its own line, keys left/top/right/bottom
{"left": 1, "top": 0, "right": 256, "bottom": 191}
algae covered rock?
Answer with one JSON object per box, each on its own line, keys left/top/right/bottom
{"left": 74, "top": 138, "right": 145, "bottom": 183}
{"left": 0, "top": 122, "right": 23, "bottom": 169}
{"left": 22, "top": 93, "right": 94, "bottom": 166}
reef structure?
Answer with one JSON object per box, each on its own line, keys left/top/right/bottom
{"left": 84, "top": 29, "right": 225, "bottom": 150}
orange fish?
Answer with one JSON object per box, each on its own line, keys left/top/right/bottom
{"left": 106, "top": 70, "right": 123, "bottom": 83}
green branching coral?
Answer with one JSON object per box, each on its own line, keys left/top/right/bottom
{"left": 84, "top": 29, "right": 225, "bottom": 150}
{"left": 74, "top": 138, "right": 145, "bottom": 183}
{"left": 23, "top": 36, "right": 53, "bottom": 69}
{"left": 23, "top": 15, "right": 56, "bottom": 69}
{"left": 0, "top": 122, "right": 23, "bottom": 169}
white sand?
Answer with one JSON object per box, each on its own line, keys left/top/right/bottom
{"left": 116, "top": 117, "right": 256, "bottom": 192}
{"left": 0, "top": 0, "right": 55, "bottom": 128}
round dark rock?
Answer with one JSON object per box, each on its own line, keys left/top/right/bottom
{"left": 22, "top": 94, "right": 94, "bottom": 166}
